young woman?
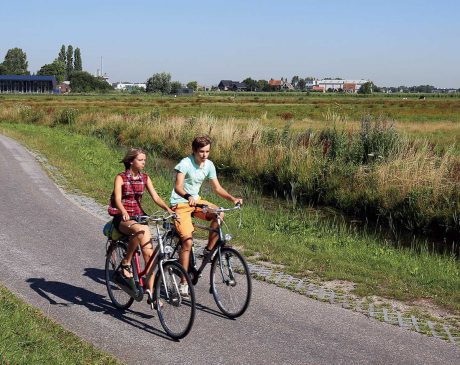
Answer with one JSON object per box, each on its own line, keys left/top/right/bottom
{"left": 109, "top": 147, "right": 174, "bottom": 302}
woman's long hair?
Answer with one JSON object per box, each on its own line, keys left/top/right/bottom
{"left": 121, "top": 147, "right": 146, "bottom": 169}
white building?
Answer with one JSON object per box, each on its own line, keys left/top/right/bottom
{"left": 313, "top": 79, "right": 369, "bottom": 93}
{"left": 112, "top": 82, "right": 147, "bottom": 91}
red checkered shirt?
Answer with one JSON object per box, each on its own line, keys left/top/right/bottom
{"left": 110, "top": 170, "right": 148, "bottom": 216}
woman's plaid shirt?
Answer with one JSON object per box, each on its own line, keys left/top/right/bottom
{"left": 109, "top": 170, "right": 148, "bottom": 216}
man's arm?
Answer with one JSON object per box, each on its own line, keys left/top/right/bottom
{"left": 209, "top": 178, "right": 243, "bottom": 205}
{"left": 174, "top": 171, "right": 196, "bottom": 206}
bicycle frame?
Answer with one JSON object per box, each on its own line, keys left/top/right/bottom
{"left": 186, "top": 204, "right": 240, "bottom": 283}
{"left": 111, "top": 215, "right": 179, "bottom": 302}
{"left": 106, "top": 212, "right": 197, "bottom": 339}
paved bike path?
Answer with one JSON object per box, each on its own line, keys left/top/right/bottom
{"left": 0, "top": 134, "right": 459, "bottom": 365}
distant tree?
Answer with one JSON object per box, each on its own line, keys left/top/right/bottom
{"left": 0, "top": 63, "right": 7, "bottom": 75}
{"left": 297, "top": 78, "right": 306, "bottom": 91}
{"left": 186, "top": 81, "right": 198, "bottom": 91}
{"left": 58, "top": 45, "right": 66, "bottom": 64}
{"left": 66, "top": 45, "right": 74, "bottom": 79}
{"left": 37, "top": 59, "right": 66, "bottom": 83}
{"left": 146, "top": 72, "right": 172, "bottom": 94}
{"left": 171, "top": 81, "right": 182, "bottom": 94}
{"left": 291, "top": 76, "right": 299, "bottom": 88}
{"left": 415, "top": 85, "right": 435, "bottom": 93}
{"left": 243, "top": 77, "right": 258, "bottom": 91}
{"left": 2, "top": 48, "right": 29, "bottom": 75}
{"left": 257, "top": 79, "right": 270, "bottom": 92}
{"left": 358, "top": 81, "right": 375, "bottom": 94}
{"left": 69, "top": 71, "right": 113, "bottom": 93}
{"left": 73, "top": 48, "right": 82, "bottom": 71}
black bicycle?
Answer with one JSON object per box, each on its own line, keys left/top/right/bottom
{"left": 163, "top": 204, "right": 252, "bottom": 318}
{"left": 104, "top": 213, "right": 196, "bottom": 339}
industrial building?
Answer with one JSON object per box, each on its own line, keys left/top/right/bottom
{"left": 0, "top": 75, "right": 58, "bottom": 93}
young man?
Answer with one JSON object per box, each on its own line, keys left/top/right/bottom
{"left": 170, "top": 136, "right": 243, "bottom": 296}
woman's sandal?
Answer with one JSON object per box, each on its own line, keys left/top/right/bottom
{"left": 119, "top": 262, "right": 133, "bottom": 279}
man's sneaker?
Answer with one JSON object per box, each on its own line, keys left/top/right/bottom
{"left": 178, "top": 283, "right": 190, "bottom": 298}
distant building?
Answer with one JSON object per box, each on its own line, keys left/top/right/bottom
{"left": 175, "top": 87, "right": 194, "bottom": 95}
{"left": 218, "top": 80, "right": 247, "bottom": 91}
{"left": 314, "top": 79, "right": 368, "bottom": 93}
{"left": 0, "top": 75, "right": 58, "bottom": 93}
{"left": 59, "top": 81, "right": 71, "bottom": 94}
{"left": 312, "top": 85, "right": 325, "bottom": 92}
{"left": 269, "top": 79, "right": 294, "bottom": 90}
{"left": 112, "top": 82, "right": 146, "bottom": 91}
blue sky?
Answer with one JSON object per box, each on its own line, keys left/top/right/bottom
{"left": 2, "top": 0, "right": 459, "bottom": 87}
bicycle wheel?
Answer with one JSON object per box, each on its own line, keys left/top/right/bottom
{"left": 210, "top": 247, "right": 252, "bottom": 318}
{"left": 155, "top": 261, "right": 196, "bottom": 339}
{"left": 105, "top": 242, "right": 134, "bottom": 310}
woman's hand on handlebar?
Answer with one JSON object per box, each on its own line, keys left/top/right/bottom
{"left": 122, "top": 211, "right": 130, "bottom": 222}
{"left": 166, "top": 207, "right": 179, "bottom": 221}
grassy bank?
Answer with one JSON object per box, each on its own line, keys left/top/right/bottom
{"left": 0, "top": 285, "right": 121, "bottom": 365}
{"left": 1, "top": 122, "right": 459, "bottom": 315}
{"left": 2, "top": 97, "right": 459, "bottom": 244}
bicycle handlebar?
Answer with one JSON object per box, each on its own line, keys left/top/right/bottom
{"left": 130, "top": 213, "right": 178, "bottom": 224}
{"left": 194, "top": 203, "right": 242, "bottom": 214}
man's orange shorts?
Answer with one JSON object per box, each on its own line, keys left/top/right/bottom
{"left": 171, "top": 199, "right": 217, "bottom": 240}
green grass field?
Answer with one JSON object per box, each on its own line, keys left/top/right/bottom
{"left": 1, "top": 92, "right": 460, "bottom": 140}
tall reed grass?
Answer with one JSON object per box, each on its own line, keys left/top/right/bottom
{"left": 1, "top": 103, "right": 459, "bottom": 241}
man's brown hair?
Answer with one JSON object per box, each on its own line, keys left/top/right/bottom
{"left": 192, "top": 136, "right": 212, "bottom": 152}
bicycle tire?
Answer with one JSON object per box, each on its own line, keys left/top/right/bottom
{"left": 105, "top": 242, "right": 134, "bottom": 310}
{"left": 210, "top": 247, "right": 252, "bottom": 318}
{"left": 154, "top": 261, "right": 196, "bottom": 339}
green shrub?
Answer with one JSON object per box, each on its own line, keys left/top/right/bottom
{"left": 54, "top": 108, "right": 79, "bottom": 126}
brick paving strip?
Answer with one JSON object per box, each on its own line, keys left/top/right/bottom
{"left": 32, "top": 151, "right": 460, "bottom": 347}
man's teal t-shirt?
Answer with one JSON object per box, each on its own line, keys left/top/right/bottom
{"left": 170, "top": 155, "right": 217, "bottom": 205}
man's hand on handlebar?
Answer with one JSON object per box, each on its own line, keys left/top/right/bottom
{"left": 187, "top": 195, "right": 196, "bottom": 207}
{"left": 233, "top": 198, "right": 243, "bottom": 206}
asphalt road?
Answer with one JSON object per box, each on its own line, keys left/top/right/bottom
{"left": 1, "top": 134, "right": 459, "bottom": 365}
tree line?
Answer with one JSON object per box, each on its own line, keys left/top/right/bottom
{"left": 0, "top": 46, "right": 111, "bottom": 92}
{"left": 1, "top": 47, "right": 454, "bottom": 95}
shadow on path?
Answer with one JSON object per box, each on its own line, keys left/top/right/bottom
{"left": 26, "top": 276, "right": 173, "bottom": 341}
{"left": 84, "top": 267, "right": 231, "bottom": 320}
